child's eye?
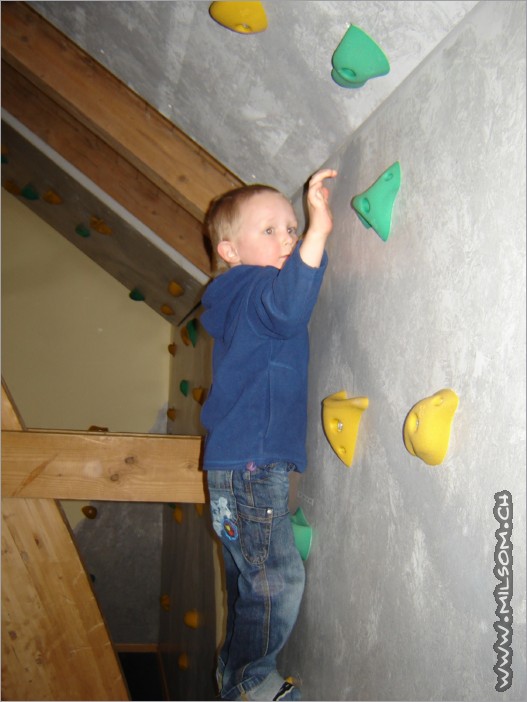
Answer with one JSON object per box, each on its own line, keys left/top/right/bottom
{"left": 288, "top": 226, "right": 298, "bottom": 236}
{"left": 264, "top": 227, "right": 274, "bottom": 235}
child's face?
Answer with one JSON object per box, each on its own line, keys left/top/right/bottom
{"left": 222, "top": 191, "right": 299, "bottom": 269}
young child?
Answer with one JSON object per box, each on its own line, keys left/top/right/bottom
{"left": 200, "top": 168, "right": 337, "bottom": 701}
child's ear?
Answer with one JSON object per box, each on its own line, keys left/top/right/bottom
{"left": 217, "top": 240, "right": 240, "bottom": 265}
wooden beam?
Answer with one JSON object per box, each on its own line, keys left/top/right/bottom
{"left": 2, "top": 496, "right": 130, "bottom": 700}
{"left": 2, "top": 63, "right": 213, "bottom": 275}
{"left": 1, "top": 382, "right": 130, "bottom": 701}
{"left": 2, "top": 429, "right": 206, "bottom": 503}
{"left": 2, "top": 2, "right": 243, "bottom": 222}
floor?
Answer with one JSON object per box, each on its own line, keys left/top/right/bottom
{"left": 118, "top": 652, "right": 167, "bottom": 701}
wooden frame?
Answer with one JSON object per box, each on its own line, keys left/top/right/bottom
{"left": 1, "top": 381, "right": 206, "bottom": 700}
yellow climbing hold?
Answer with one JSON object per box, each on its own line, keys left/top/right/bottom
{"left": 209, "top": 1, "right": 267, "bottom": 34}
{"left": 322, "top": 391, "right": 369, "bottom": 467}
{"left": 403, "top": 389, "right": 459, "bottom": 466}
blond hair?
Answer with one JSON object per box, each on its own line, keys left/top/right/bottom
{"left": 205, "top": 184, "right": 281, "bottom": 273}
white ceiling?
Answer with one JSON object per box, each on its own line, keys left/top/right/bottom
{"left": 28, "top": 0, "right": 479, "bottom": 198}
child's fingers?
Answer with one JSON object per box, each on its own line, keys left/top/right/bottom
{"left": 309, "top": 169, "right": 338, "bottom": 187}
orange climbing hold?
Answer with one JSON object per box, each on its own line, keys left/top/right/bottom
{"left": 161, "top": 304, "right": 175, "bottom": 316}
{"left": 82, "top": 505, "right": 98, "bottom": 519}
{"left": 167, "top": 407, "right": 177, "bottom": 421}
{"left": 160, "top": 594, "right": 171, "bottom": 611}
{"left": 168, "top": 343, "right": 177, "bottom": 356}
{"left": 173, "top": 506, "right": 184, "bottom": 524}
{"left": 43, "top": 189, "right": 63, "bottom": 204}
{"left": 90, "top": 216, "right": 112, "bottom": 235}
{"left": 3, "top": 179, "right": 21, "bottom": 195}
{"left": 178, "top": 653, "right": 190, "bottom": 670}
{"left": 168, "top": 281, "right": 184, "bottom": 297}
{"left": 192, "top": 387, "right": 206, "bottom": 405}
{"left": 183, "top": 609, "right": 203, "bottom": 629}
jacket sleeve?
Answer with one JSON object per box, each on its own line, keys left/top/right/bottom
{"left": 248, "top": 246, "right": 328, "bottom": 338}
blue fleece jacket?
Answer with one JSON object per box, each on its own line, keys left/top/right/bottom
{"left": 200, "top": 245, "right": 327, "bottom": 472}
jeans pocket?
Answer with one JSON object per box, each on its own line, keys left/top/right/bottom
{"left": 237, "top": 501, "right": 273, "bottom": 566}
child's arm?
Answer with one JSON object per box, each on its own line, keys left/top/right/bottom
{"left": 299, "top": 168, "right": 338, "bottom": 268}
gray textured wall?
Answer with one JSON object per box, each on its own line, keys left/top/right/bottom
{"left": 282, "top": 2, "right": 526, "bottom": 700}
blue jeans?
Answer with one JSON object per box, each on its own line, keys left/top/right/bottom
{"left": 207, "top": 462, "right": 305, "bottom": 700}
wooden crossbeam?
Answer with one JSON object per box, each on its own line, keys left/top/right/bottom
{"left": 2, "top": 62, "right": 213, "bottom": 275}
{"left": 2, "top": 429, "right": 206, "bottom": 503}
{"left": 1, "top": 2, "right": 242, "bottom": 223}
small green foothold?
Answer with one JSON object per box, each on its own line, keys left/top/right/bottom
{"left": 20, "top": 183, "right": 39, "bottom": 201}
{"left": 129, "top": 287, "right": 145, "bottom": 302}
{"left": 180, "top": 380, "right": 190, "bottom": 397}
{"left": 186, "top": 319, "right": 199, "bottom": 348}
{"left": 289, "top": 507, "right": 313, "bottom": 561}
{"left": 351, "top": 162, "right": 401, "bottom": 242}
{"left": 1, "top": 154, "right": 8, "bottom": 164}
{"left": 332, "top": 24, "right": 390, "bottom": 88}
{"left": 75, "top": 224, "right": 91, "bottom": 238}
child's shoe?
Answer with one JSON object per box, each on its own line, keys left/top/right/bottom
{"left": 272, "top": 677, "right": 301, "bottom": 701}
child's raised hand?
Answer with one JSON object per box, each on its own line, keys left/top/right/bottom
{"left": 306, "top": 169, "right": 338, "bottom": 238}
{"left": 299, "top": 169, "right": 338, "bottom": 268}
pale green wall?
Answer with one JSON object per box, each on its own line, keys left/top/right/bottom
{"left": 2, "top": 190, "right": 171, "bottom": 433}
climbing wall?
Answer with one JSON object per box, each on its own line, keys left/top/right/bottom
{"left": 159, "top": 316, "right": 218, "bottom": 701}
{"left": 280, "top": 2, "right": 526, "bottom": 700}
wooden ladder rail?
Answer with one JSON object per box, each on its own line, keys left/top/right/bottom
{"left": 1, "top": 380, "right": 206, "bottom": 700}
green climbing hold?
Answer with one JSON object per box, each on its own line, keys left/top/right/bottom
{"left": 289, "top": 507, "right": 313, "bottom": 561}
{"left": 351, "top": 162, "right": 401, "bottom": 242}
{"left": 186, "top": 319, "right": 199, "bottom": 348}
{"left": 75, "top": 223, "right": 91, "bottom": 238}
{"left": 20, "top": 183, "right": 39, "bottom": 200}
{"left": 129, "top": 287, "right": 146, "bottom": 302}
{"left": 332, "top": 24, "right": 390, "bottom": 89}
{"left": 179, "top": 380, "right": 190, "bottom": 397}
